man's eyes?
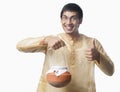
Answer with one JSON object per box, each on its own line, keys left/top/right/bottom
{"left": 62, "top": 16, "right": 78, "bottom": 21}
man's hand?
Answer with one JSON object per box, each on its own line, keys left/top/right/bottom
{"left": 44, "top": 36, "right": 65, "bottom": 50}
{"left": 85, "top": 39, "right": 100, "bottom": 61}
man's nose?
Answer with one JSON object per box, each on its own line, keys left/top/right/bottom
{"left": 66, "top": 18, "right": 72, "bottom": 24}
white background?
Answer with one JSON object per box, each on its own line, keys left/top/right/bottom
{"left": 0, "top": 0, "right": 120, "bottom": 92}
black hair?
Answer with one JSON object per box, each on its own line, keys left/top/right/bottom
{"left": 60, "top": 3, "right": 83, "bottom": 19}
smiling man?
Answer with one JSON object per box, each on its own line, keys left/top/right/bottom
{"left": 16, "top": 3, "right": 114, "bottom": 92}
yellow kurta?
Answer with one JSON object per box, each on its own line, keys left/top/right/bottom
{"left": 16, "top": 33, "right": 114, "bottom": 92}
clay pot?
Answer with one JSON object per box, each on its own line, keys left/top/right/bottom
{"left": 46, "top": 71, "right": 71, "bottom": 87}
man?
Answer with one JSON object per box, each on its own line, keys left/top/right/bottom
{"left": 16, "top": 3, "right": 114, "bottom": 92}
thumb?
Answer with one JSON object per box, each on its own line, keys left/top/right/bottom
{"left": 90, "top": 38, "right": 95, "bottom": 48}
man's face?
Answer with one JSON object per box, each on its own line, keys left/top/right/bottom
{"left": 61, "top": 11, "right": 82, "bottom": 34}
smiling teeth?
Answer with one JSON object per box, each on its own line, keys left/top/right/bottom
{"left": 66, "top": 26, "right": 72, "bottom": 30}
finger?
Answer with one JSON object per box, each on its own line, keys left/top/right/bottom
{"left": 48, "top": 41, "right": 57, "bottom": 50}
{"left": 58, "top": 36, "right": 66, "bottom": 46}
{"left": 60, "top": 41, "right": 65, "bottom": 47}
{"left": 53, "top": 43, "right": 62, "bottom": 50}
{"left": 86, "top": 56, "right": 92, "bottom": 61}
{"left": 86, "top": 54, "right": 93, "bottom": 58}
{"left": 86, "top": 49, "right": 92, "bottom": 52}
{"left": 86, "top": 55, "right": 93, "bottom": 61}
{"left": 53, "top": 44, "right": 59, "bottom": 50}
{"left": 85, "top": 51, "right": 92, "bottom": 55}
{"left": 57, "top": 43, "right": 62, "bottom": 49}
{"left": 91, "top": 38, "right": 95, "bottom": 48}
{"left": 87, "top": 58, "right": 93, "bottom": 61}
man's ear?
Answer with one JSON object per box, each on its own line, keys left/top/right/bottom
{"left": 79, "top": 18, "right": 83, "bottom": 24}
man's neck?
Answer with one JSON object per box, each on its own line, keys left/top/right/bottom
{"left": 65, "top": 31, "right": 80, "bottom": 40}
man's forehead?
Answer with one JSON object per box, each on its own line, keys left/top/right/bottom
{"left": 62, "top": 11, "right": 78, "bottom": 17}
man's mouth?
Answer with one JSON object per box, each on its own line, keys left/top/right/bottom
{"left": 65, "top": 26, "right": 73, "bottom": 31}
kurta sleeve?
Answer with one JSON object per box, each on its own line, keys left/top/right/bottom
{"left": 94, "top": 39, "right": 114, "bottom": 76}
{"left": 16, "top": 36, "right": 47, "bottom": 53}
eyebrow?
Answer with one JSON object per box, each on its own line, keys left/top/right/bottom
{"left": 62, "top": 15, "right": 78, "bottom": 18}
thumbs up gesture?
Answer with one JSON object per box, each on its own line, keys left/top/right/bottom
{"left": 85, "top": 39, "right": 100, "bottom": 61}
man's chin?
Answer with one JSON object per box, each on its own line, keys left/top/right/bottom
{"left": 65, "top": 30, "right": 73, "bottom": 33}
